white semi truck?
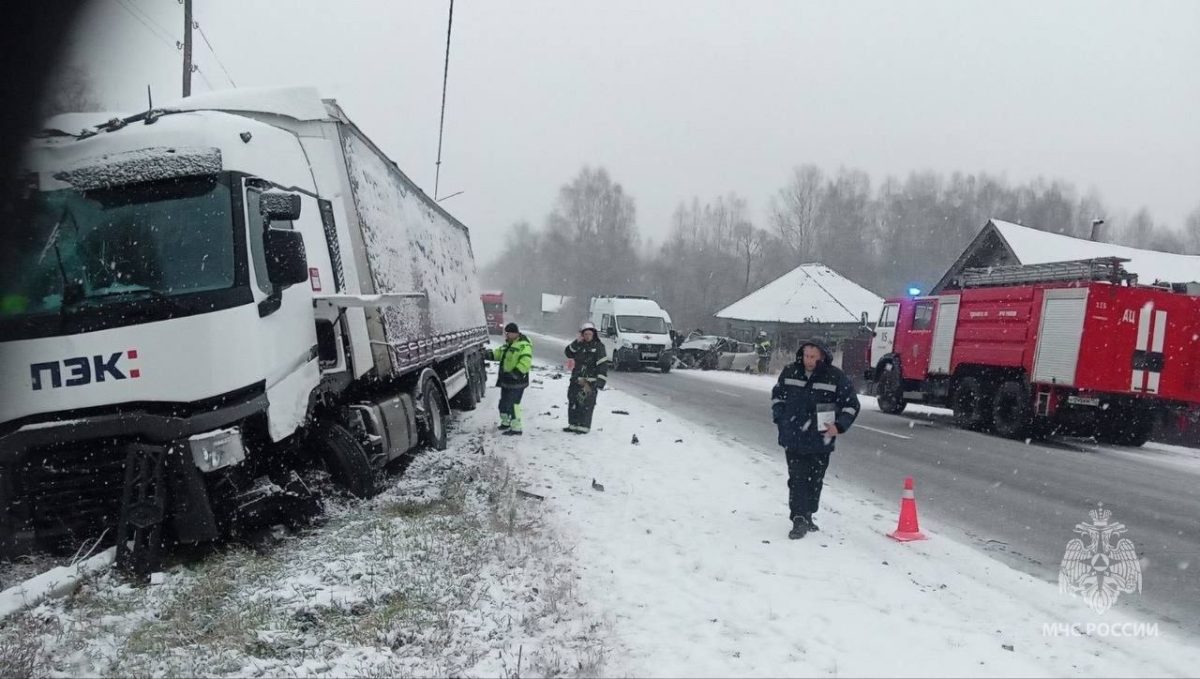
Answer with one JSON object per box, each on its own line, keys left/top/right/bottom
{"left": 0, "top": 88, "right": 490, "bottom": 572}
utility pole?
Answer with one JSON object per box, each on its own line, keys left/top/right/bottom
{"left": 434, "top": 0, "right": 454, "bottom": 199}
{"left": 182, "top": 0, "right": 193, "bottom": 97}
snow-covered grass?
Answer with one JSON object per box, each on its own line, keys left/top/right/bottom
{"left": 0, "top": 426, "right": 613, "bottom": 678}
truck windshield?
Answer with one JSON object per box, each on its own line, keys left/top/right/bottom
{"left": 1, "top": 174, "right": 235, "bottom": 320}
{"left": 617, "top": 315, "right": 667, "bottom": 334}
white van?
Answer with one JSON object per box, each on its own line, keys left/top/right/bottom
{"left": 589, "top": 296, "right": 674, "bottom": 372}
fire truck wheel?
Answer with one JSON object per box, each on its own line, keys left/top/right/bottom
{"left": 991, "top": 380, "right": 1032, "bottom": 439}
{"left": 313, "top": 422, "right": 380, "bottom": 499}
{"left": 876, "top": 365, "right": 907, "bottom": 414}
{"left": 952, "top": 377, "right": 991, "bottom": 430}
{"left": 1097, "top": 410, "right": 1153, "bottom": 447}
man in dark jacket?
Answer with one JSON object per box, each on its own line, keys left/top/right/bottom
{"left": 563, "top": 322, "right": 609, "bottom": 434}
{"left": 488, "top": 322, "right": 533, "bottom": 436}
{"left": 771, "top": 339, "right": 860, "bottom": 539}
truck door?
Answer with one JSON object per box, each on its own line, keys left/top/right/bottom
{"left": 870, "top": 303, "right": 900, "bottom": 367}
{"left": 899, "top": 298, "right": 937, "bottom": 380}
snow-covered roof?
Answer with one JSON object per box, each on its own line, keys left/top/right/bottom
{"left": 716, "top": 264, "right": 883, "bottom": 324}
{"left": 933, "top": 219, "right": 1200, "bottom": 293}
{"left": 990, "top": 219, "right": 1200, "bottom": 284}
{"left": 158, "top": 86, "right": 333, "bottom": 122}
{"left": 541, "top": 293, "right": 572, "bottom": 314}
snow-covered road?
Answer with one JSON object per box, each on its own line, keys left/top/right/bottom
{"left": 494, "top": 363, "right": 1200, "bottom": 676}
{"left": 528, "top": 331, "right": 1200, "bottom": 645}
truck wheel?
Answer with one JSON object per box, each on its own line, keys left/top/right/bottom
{"left": 451, "top": 353, "right": 482, "bottom": 411}
{"left": 420, "top": 378, "right": 449, "bottom": 451}
{"left": 313, "top": 422, "right": 380, "bottom": 498}
{"left": 876, "top": 365, "right": 907, "bottom": 414}
{"left": 952, "top": 377, "right": 991, "bottom": 430}
{"left": 991, "top": 380, "right": 1032, "bottom": 440}
{"left": 659, "top": 359, "right": 672, "bottom": 374}
{"left": 1097, "top": 410, "right": 1154, "bottom": 447}
{"left": 474, "top": 354, "right": 488, "bottom": 401}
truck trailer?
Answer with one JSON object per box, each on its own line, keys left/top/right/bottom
{"left": 0, "top": 87, "right": 490, "bottom": 571}
{"left": 865, "top": 258, "right": 1200, "bottom": 446}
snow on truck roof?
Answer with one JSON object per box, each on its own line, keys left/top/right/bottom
{"left": 157, "top": 86, "right": 334, "bottom": 121}
{"left": 716, "top": 264, "right": 883, "bottom": 324}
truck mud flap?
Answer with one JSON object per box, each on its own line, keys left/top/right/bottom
{"left": 115, "top": 444, "right": 172, "bottom": 577}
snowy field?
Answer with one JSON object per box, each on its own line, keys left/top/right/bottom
{"left": 2, "top": 361, "right": 1198, "bottom": 677}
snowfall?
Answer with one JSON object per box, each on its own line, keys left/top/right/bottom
{"left": 3, "top": 359, "right": 1200, "bottom": 677}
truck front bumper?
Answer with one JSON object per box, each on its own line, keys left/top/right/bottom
{"left": 0, "top": 384, "right": 268, "bottom": 557}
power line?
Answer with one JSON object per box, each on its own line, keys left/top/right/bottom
{"left": 434, "top": 0, "right": 454, "bottom": 199}
{"left": 124, "top": 0, "right": 178, "bottom": 45}
{"left": 194, "top": 65, "right": 215, "bottom": 92}
{"left": 114, "top": 0, "right": 178, "bottom": 53}
{"left": 195, "top": 24, "right": 237, "bottom": 88}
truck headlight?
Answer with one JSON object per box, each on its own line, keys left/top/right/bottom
{"left": 619, "top": 338, "right": 633, "bottom": 348}
{"left": 188, "top": 426, "right": 246, "bottom": 472}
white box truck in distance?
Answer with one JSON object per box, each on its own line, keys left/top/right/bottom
{"left": 0, "top": 88, "right": 490, "bottom": 572}
{"left": 590, "top": 295, "right": 675, "bottom": 372}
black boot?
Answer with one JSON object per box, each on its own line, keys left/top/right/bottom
{"left": 806, "top": 513, "right": 820, "bottom": 533}
{"left": 788, "top": 515, "right": 810, "bottom": 540}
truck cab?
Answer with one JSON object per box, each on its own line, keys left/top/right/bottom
{"left": 590, "top": 295, "right": 674, "bottom": 372}
{"left": 1, "top": 89, "right": 490, "bottom": 569}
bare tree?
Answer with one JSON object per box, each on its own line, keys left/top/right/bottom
{"left": 543, "top": 167, "right": 640, "bottom": 300}
{"left": 770, "top": 165, "right": 824, "bottom": 259}
{"left": 1184, "top": 206, "right": 1200, "bottom": 255}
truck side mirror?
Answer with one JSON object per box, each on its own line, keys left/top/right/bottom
{"left": 261, "top": 191, "right": 302, "bottom": 221}
{"left": 861, "top": 311, "right": 869, "bottom": 324}
{"left": 265, "top": 228, "right": 309, "bottom": 287}
{"left": 606, "top": 327, "right": 617, "bottom": 338}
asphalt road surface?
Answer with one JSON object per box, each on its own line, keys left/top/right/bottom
{"left": 529, "top": 334, "right": 1200, "bottom": 636}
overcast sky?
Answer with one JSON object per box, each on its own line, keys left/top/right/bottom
{"left": 63, "top": 0, "right": 1200, "bottom": 265}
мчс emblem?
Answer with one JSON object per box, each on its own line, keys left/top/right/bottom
{"left": 1058, "top": 504, "right": 1142, "bottom": 614}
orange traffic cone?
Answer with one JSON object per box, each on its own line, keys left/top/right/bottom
{"left": 887, "top": 476, "right": 927, "bottom": 542}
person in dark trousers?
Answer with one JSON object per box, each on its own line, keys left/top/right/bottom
{"left": 488, "top": 322, "right": 533, "bottom": 436}
{"left": 564, "top": 322, "right": 609, "bottom": 434}
{"left": 771, "top": 339, "right": 860, "bottom": 539}
{"left": 755, "top": 331, "right": 772, "bottom": 374}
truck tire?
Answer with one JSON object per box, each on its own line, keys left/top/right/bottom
{"left": 876, "top": 364, "right": 907, "bottom": 414}
{"left": 474, "top": 353, "right": 488, "bottom": 402}
{"left": 952, "top": 377, "right": 991, "bottom": 431}
{"left": 659, "top": 358, "right": 672, "bottom": 374}
{"left": 1096, "top": 410, "right": 1154, "bottom": 447}
{"left": 991, "top": 380, "right": 1032, "bottom": 440}
{"left": 313, "top": 422, "right": 379, "bottom": 498}
{"left": 451, "top": 353, "right": 483, "bottom": 411}
{"left": 420, "top": 377, "right": 449, "bottom": 451}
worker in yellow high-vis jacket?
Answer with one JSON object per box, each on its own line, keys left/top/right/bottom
{"left": 488, "top": 322, "right": 533, "bottom": 436}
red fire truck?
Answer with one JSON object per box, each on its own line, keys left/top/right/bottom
{"left": 481, "top": 291, "right": 506, "bottom": 335}
{"left": 865, "top": 258, "right": 1200, "bottom": 446}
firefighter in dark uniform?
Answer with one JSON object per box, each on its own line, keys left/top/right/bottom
{"left": 564, "top": 322, "right": 609, "bottom": 434}
{"left": 771, "top": 339, "right": 860, "bottom": 539}
{"left": 755, "top": 331, "right": 772, "bottom": 374}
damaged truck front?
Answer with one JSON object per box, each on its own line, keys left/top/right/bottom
{"left": 0, "top": 88, "right": 490, "bottom": 573}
